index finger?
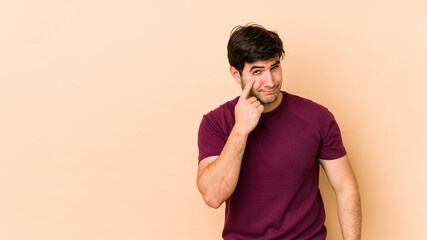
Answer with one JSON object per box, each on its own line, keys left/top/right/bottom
{"left": 240, "top": 78, "right": 255, "bottom": 100}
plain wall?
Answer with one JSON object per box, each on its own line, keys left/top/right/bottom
{"left": 1, "top": 0, "right": 426, "bottom": 239}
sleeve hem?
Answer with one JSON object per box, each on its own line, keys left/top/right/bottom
{"left": 318, "top": 151, "right": 347, "bottom": 160}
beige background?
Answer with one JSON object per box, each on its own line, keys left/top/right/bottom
{"left": 1, "top": 0, "right": 426, "bottom": 239}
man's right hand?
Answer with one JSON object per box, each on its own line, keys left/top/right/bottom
{"left": 234, "top": 79, "right": 264, "bottom": 135}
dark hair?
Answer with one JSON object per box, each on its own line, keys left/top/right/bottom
{"left": 227, "top": 23, "right": 285, "bottom": 75}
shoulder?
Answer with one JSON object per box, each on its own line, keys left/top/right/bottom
{"left": 284, "top": 92, "right": 341, "bottom": 140}
{"left": 284, "top": 92, "right": 332, "bottom": 120}
{"left": 199, "top": 96, "right": 239, "bottom": 136}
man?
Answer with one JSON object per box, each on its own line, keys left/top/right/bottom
{"left": 196, "top": 23, "right": 361, "bottom": 240}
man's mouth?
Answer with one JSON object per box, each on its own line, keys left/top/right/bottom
{"left": 260, "top": 87, "right": 278, "bottom": 94}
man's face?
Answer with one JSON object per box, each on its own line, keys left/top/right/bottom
{"left": 240, "top": 58, "right": 283, "bottom": 105}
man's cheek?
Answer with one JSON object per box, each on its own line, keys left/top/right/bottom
{"left": 253, "top": 81, "right": 263, "bottom": 91}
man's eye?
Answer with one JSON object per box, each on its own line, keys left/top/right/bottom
{"left": 253, "top": 70, "right": 260, "bottom": 75}
{"left": 272, "top": 65, "right": 279, "bottom": 70}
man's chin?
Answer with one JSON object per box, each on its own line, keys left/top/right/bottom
{"left": 258, "top": 94, "right": 279, "bottom": 105}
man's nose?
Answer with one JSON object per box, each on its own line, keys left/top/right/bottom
{"left": 264, "top": 71, "right": 274, "bottom": 87}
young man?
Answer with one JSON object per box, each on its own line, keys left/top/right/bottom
{"left": 197, "top": 24, "right": 361, "bottom": 240}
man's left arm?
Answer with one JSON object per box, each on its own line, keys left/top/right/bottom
{"left": 319, "top": 155, "right": 361, "bottom": 240}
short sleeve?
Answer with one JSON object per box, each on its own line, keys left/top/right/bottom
{"left": 197, "top": 115, "right": 227, "bottom": 163}
{"left": 317, "top": 109, "right": 347, "bottom": 160}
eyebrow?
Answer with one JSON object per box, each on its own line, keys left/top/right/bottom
{"left": 250, "top": 60, "right": 280, "bottom": 72}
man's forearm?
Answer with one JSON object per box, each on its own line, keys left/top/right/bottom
{"left": 337, "top": 189, "right": 362, "bottom": 240}
{"left": 197, "top": 127, "right": 249, "bottom": 208}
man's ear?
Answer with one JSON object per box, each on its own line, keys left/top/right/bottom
{"left": 229, "top": 66, "right": 242, "bottom": 85}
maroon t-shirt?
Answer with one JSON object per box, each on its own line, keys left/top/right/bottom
{"left": 198, "top": 92, "right": 346, "bottom": 240}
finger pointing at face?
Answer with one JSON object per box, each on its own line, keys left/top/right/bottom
{"left": 240, "top": 78, "right": 255, "bottom": 101}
